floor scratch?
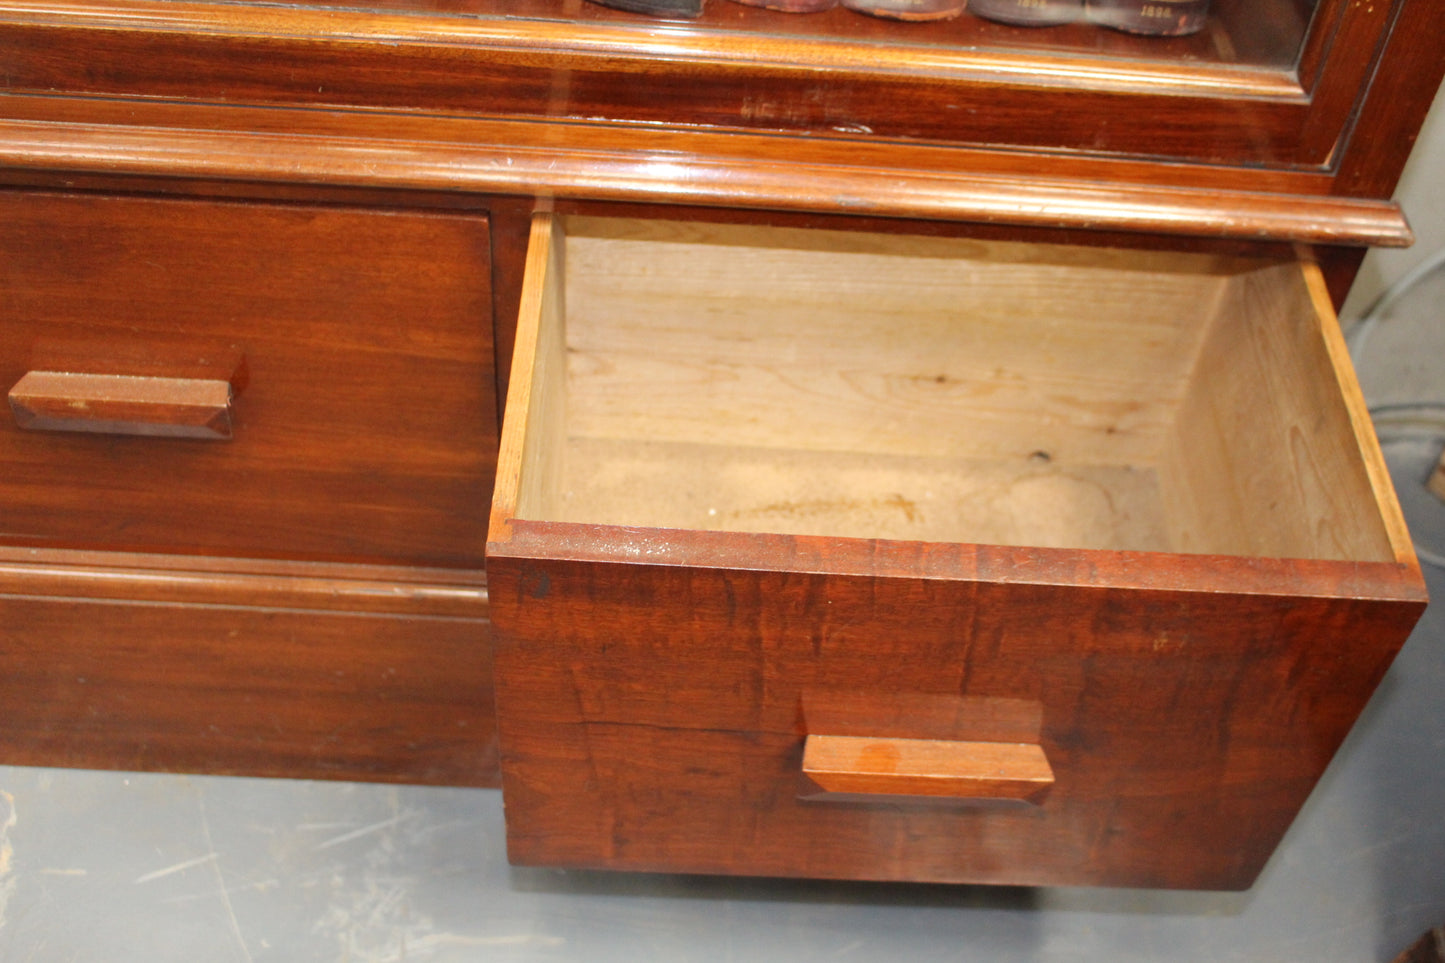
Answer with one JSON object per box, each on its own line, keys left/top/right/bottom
{"left": 368, "top": 932, "right": 566, "bottom": 961}
{"left": 159, "top": 878, "right": 281, "bottom": 905}
{"left": 134, "top": 852, "right": 219, "bottom": 885}
{"left": 197, "top": 794, "right": 254, "bottom": 963}
{"left": 313, "top": 814, "right": 407, "bottom": 852}
{"left": 0, "top": 789, "right": 16, "bottom": 933}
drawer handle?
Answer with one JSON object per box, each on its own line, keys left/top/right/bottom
{"left": 9, "top": 370, "right": 236, "bottom": 440}
{"left": 802, "top": 734, "right": 1054, "bottom": 804}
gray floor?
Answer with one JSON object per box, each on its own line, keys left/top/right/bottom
{"left": 2, "top": 288, "right": 1443, "bottom": 961}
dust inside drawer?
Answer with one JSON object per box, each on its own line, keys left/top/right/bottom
{"left": 499, "top": 214, "right": 1401, "bottom": 566}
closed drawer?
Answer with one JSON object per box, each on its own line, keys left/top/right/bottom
{"left": 1, "top": 190, "right": 494, "bottom": 567}
{"left": 486, "top": 214, "right": 1427, "bottom": 890}
{"left": 0, "top": 583, "right": 496, "bottom": 786}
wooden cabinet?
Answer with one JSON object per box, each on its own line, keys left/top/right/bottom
{"left": 0, "top": 0, "right": 1441, "bottom": 886}
{"left": 0, "top": 188, "right": 501, "bottom": 785}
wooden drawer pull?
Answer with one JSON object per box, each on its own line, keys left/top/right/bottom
{"left": 9, "top": 370, "right": 236, "bottom": 440}
{"left": 802, "top": 734, "right": 1054, "bottom": 804}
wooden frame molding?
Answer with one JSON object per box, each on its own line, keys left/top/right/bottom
{"left": 0, "top": 116, "right": 1412, "bottom": 246}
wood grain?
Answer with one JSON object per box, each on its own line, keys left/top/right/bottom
{"left": 0, "top": 0, "right": 1344, "bottom": 163}
{"left": 488, "top": 196, "right": 540, "bottom": 421}
{"left": 801, "top": 735, "right": 1054, "bottom": 803}
{"left": 0, "top": 546, "right": 487, "bottom": 617}
{"left": 490, "top": 213, "right": 566, "bottom": 543}
{"left": 0, "top": 112, "right": 1412, "bottom": 247}
{"left": 0, "top": 591, "right": 498, "bottom": 786}
{"left": 10, "top": 370, "right": 236, "bottom": 439}
{"left": 488, "top": 542, "right": 1423, "bottom": 887}
{"left": 0, "top": 190, "right": 496, "bottom": 567}
{"left": 561, "top": 217, "right": 1224, "bottom": 465}
{"left": 488, "top": 214, "right": 1428, "bottom": 888}
{"left": 514, "top": 216, "right": 1401, "bottom": 563}
{"left": 1300, "top": 261, "right": 1420, "bottom": 564}
{"left": 1333, "top": 0, "right": 1445, "bottom": 200}
{"left": 2, "top": 0, "right": 1441, "bottom": 889}
{"left": 1156, "top": 260, "right": 1401, "bottom": 562}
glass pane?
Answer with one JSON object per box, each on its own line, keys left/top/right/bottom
{"left": 336, "top": 0, "right": 1321, "bottom": 73}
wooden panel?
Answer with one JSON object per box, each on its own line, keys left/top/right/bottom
{"left": 562, "top": 218, "right": 1226, "bottom": 466}
{"left": 488, "top": 539, "right": 1423, "bottom": 887}
{"left": 10, "top": 370, "right": 237, "bottom": 439}
{"left": 1157, "top": 261, "right": 1403, "bottom": 562}
{"left": 801, "top": 735, "right": 1054, "bottom": 803}
{"left": 554, "top": 437, "right": 1170, "bottom": 550}
{"left": 516, "top": 216, "right": 1399, "bottom": 562}
{"left": 491, "top": 213, "right": 567, "bottom": 541}
{"left": 0, "top": 190, "right": 495, "bottom": 567}
{"left": 0, "top": 588, "right": 498, "bottom": 786}
{"left": 0, "top": 546, "right": 486, "bottom": 617}
{"left": 1334, "top": 0, "right": 1445, "bottom": 200}
{"left": 0, "top": 108, "right": 1413, "bottom": 247}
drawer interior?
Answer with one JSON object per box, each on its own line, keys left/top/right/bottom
{"left": 509, "top": 216, "right": 1397, "bottom": 564}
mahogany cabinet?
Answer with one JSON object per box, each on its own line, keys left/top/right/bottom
{"left": 1, "top": 0, "right": 1441, "bottom": 886}
{"left": 0, "top": 186, "right": 500, "bottom": 784}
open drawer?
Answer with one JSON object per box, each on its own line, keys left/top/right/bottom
{"left": 486, "top": 213, "right": 1427, "bottom": 890}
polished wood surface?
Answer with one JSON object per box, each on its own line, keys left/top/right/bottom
{"left": 0, "top": 546, "right": 496, "bottom": 783}
{"left": 801, "top": 735, "right": 1055, "bottom": 803}
{"left": 1336, "top": 0, "right": 1445, "bottom": 200}
{"left": 0, "top": 591, "right": 497, "bottom": 786}
{"left": 0, "top": 547, "right": 485, "bottom": 617}
{"left": 10, "top": 370, "right": 237, "bottom": 440}
{"left": 487, "top": 214, "right": 1426, "bottom": 888}
{"left": 1, "top": 0, "right": 1441, "bottom": 888}
{"left": 0, "top": 190, "right": 495, "bottom": 566}
{"left": 0, "top": 0, "right": 1391, "bottom": 164}
{"left": 489, "top": 532, "right": 1423, "bottom": 887}
{"left": 0, "top": 105, "right": 1414, "bottom": 248}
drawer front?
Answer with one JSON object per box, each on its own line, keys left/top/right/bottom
{"left": 487, "top": 214, "right": 1427, "bottom": 888}
{"left": 489, "top": 542, "right": 1419, "bottom": 888}
{"left": 0, "top": 591, "right": 497, "bottom": 786}
{"left": 1, "top": 190, "right": 494, "bottom": 567}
